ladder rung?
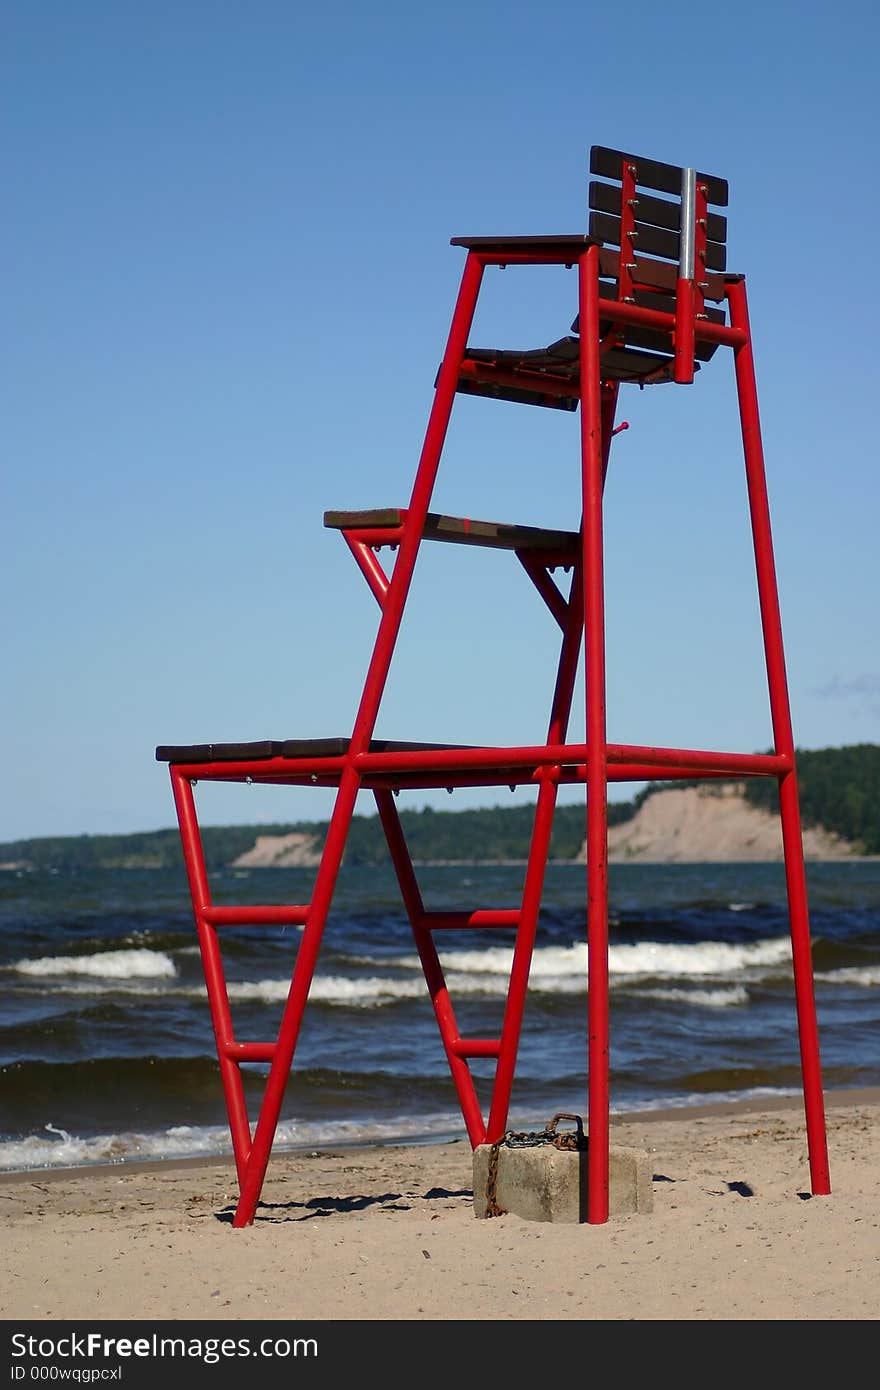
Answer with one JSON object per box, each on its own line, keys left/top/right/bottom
{"left": 420, "top": 909, "right": 519, "bottom": 930}
{"left": 222, "top": 1041, "right": 277, "bottom": 1062}
{"left": 203, "top": 905, "right": 310, "bottom": 927}
{"left": 450, "top": 1038, "right": 502, "bottom": 1058}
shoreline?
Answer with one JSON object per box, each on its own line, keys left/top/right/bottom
{"left": 2, "top": 1086, "right": 878, "bottom": 1320}
{"left": 2, "top": 1085, "right": 877, "bottom": 1187}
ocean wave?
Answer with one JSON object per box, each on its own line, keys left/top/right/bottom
{"left": 7, "top": 948, "right": 177, "bottom": 980}
{"left": 225, "top": 975, "right": 427, "bottom": 1006}
{"left": 0, "top": 1084, "right": 816, "bottom": 1173}
{"left": 633, "top": 985, "right": 750, "bottom": 1008}
{"left": 0, "top": 1112, "right": 464, "bottom": 1173}
{"left": 609, "top": 1084, "right": 802, "bottom": 1114}
{"left": 380, "top": 937, "right": 793, "bottom": 980}
{"left": 223, "top": 972, "right": 575, "bottom": 1005}
{"left": 220, "top": 972, "right": 561, "bottom": 1006}
{"left": 206, "top": 936, "right": 799, "bottom": 1007}
{"left": 0, "top": 936, "right": 799, "bottom": 1011}
{"left": 607, "top": 938, "right": 792, "bottom": 977}
{"left": 374, "top": 944, "right": 586, "bottom": 977}
{"left": 813, "top": 965, "right": 880, "bottom": 987}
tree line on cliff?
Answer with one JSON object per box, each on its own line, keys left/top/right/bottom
{"left": 2, "top": 744, "right": 878, "bottom": 871}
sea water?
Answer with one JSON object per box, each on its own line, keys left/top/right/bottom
{"left": 1, "top": 859, "right": 878, "bottom": 1171}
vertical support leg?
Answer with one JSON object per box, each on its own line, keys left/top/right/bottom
{"left": 234, "top": 764, "right": 361, "bottom": 1226}
{"left": 171, "top": 771, "right": 252, "bottom": 1187}
{"left": 579, "top": 244, "right": 611, "bottom": 1223}
{"left": 727, "top": 277, "right": 831, "bottom": 1196}
{"left": 544, "top": 382, "right": 618, "bottom": 751}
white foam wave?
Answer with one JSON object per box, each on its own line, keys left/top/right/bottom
{"left": 383, "top": 937, "right": 792, "bottom": 981}
{"left": 607, "top": 938, "right": 791, "bottom": 977}
{"left": 0, "top": 1123, "right": 198, "bottom": 1172}
{"left": 208, "top": 937, "right": 796, "bottom": 1009}
{"left": 609, "top": 1084, "right": 802, "bottom": 1115}
{"left": 225, "top": 970, "right": 582, "bottom": 1005}
{"left": 9, "top": 949, "right": 177, "bottom": 980}
{"left": 6, "top": 937, "right": 797, "bottom": 1012}
{"left": 1, "top": 1086, "right": 817, "bottom": 1174}
{"left": 225, "top": 975, "right": 428, "bottom": 1007}
{"left": 0, "top": 1112, "right": 465, "bottom": 1173}
{"left": 382, "top": 944, "right": 585, "bottom": 976}
{"left": 635, "top": 985, "right": 750, "bottom": 1008}
{"left": 216, "top": 945, "right": 784, "bottom": 1011}
{"left": 814, "top": 965, "right": 880, "bottom": 987}
{"left": 38, "top": 980, "right": 190, "bottom": 999}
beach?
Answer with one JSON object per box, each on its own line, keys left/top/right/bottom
{"left": 2, "top": 1088, "right": 878, "bottom": 1322}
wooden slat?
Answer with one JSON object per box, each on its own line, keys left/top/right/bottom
{"left": 597, "top": 246, "right": 725, "bottom": 301}
{"left": 423, "top": 514, "right": 579, "bottom": 551}
{"left": 455, "top": 340, "right": 581, "bottom": 409}
{"left": 324, "top": 508, "right": 579, "bottom": 551}
{"left": 606, "top": 321, "right": 719, "bottom": 363}
{"left": 589, "top": 180, "right": 727, "bottom": 243}
{"left": 596, "top": 283, "right": 726, "bottom": 325}
{"left": 504, "top": 336, "right": 579, "bottom": 365}
{"left": 155, "top": 737, "right": 480, "bottom": 764}
{"left": 155, "top": 740, "right": 286, "bottom": 763}
{"left": 590, "top": 145, "right": 728, "bottom": 206}
{"left": 600, "top": 345, "right": 676, "bottom": 381}
{"left": 455, "top": 322, "right": 718, "bottom": 390}
{"left": 449, "top": 233, "right": 596, "bottom": 252}
{"left": 323, "top": 507, "right": 402, "bottom": 530}
{"left": 593, "top": 209, "right": 678, "bottom": 260}
{"left": 589, "top": 210, "right": 727, "bottom": 272}
{"left": 455, "top": 376, "right": 579, "bottom": 412}
{"left": 283, "top": 738, "right": 475, "bottom": 758}
{"left": 461, "top": 337, "right": 689, "bottom": 385}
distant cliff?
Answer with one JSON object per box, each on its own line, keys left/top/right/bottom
{"left": 228, "top": 782, "right": 862, "bottom": 868}
{"left": 602, "top": 783, "right": 860, "bottom": 863}
{"left": 231, "top": 831, "right": 322, "bottom": 867}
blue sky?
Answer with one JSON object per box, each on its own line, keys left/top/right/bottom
{"left": 4, "top": 1, "right": 879, "bottom": 841}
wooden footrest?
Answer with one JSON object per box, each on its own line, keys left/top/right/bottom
{"left": 154, "top": 737, "right": 550, "bottom": 791}
{"left": 323, "top": 508, "right": 579, "bottom": 553}
{"left": 156, "top": 737, "right": 471, "bottom": 764}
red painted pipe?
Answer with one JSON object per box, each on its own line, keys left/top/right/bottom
{"left": 728, "top": 277, "right": 830, "bottom": 1196}
{"left": 580, "top": 243, "right": 611, "bottom": 1224}
{"left": 171, "top": 771, "right": 252, "bottom": 1187}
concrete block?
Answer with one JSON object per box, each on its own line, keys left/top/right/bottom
{"left": 473, "top": 1141, "right": 653, "bottom": 1222}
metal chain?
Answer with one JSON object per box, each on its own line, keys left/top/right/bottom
{"left": 484, "top": 1139, "right": 507, "bottom": 1217}
{"left": 482, "top": 1114, "right": 586, "bottom": 1217}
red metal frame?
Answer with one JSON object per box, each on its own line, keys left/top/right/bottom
{"left": 167, "top": 220, "right": 831, "bottom": 1228}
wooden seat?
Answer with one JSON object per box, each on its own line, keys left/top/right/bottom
{"left": 452, "top": 145, "right": 730, "bottom": 401}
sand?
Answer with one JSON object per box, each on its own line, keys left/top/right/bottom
{"left": 1, "top": 1089, "right": 878, "bottom": 1322}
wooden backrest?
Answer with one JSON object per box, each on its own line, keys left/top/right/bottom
{"left": 588, "top": 145, "right": 729, "bottom": 305}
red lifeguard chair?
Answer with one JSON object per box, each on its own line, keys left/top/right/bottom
{"left": 157, "top": 145, "right": 831, "bottom": 1227}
